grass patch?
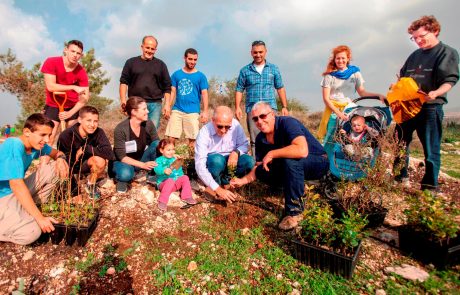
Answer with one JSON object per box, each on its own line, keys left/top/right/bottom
{"left": 146, "top": 208, "right": 460, "bottom": 294}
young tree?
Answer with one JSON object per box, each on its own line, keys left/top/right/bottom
{"left": 0, "top": 48, "right": 112, "bottom": 126}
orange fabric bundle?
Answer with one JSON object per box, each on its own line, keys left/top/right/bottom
{"left": 386, "top": 77, "right": 427, "bottom": 124}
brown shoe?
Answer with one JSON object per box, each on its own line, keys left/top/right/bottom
{"left": 278, "top": 215, "right": 303, "bottom": 231}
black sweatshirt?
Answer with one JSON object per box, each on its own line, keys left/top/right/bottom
{"left": 400, "top": 42, "right": 459, "bottom": 104}
{"left": 57, "top": 123, "right": 115, "bottom": 166}
{"left": 120, "top": 56, "right": 172, "bottom": 102}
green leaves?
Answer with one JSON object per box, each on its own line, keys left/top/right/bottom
{"left": 404, "top": 190, "right": 460, "bottom": 242}
{"left": 300, "top": 195, "right": 368, "bottom": 254}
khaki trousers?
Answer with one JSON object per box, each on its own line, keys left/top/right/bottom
{"left": 0, "top": 163, "right": 57, "bottom": 245}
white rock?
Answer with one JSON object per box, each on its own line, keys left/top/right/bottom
{"left": 187, "top": 261, "right": 198, "bottom": 271}
{"left": 276, "top": 274, "right": 283, "bottom": 280}
{"left": 241, "top": 228, "right": 250, "bottom": 236}
{"left": 100, "top": 178, "right": 115, "bottom": 189}
{"left": 140, "top": 187, "right": 156, "bottom": 204}
{"left": 375, "top": 289, "right": 386, "bottom": 295}
{"left": 289, "top": 289, "right": 301, "bottom": 295}
{"left": 49, "top": 267, "right": 66, "bottom": 278}
{"left": 106, "top": 267, "right": 116, "bottom": 275}
{"left": 22, "top": 250, "right": 35, "bottom": 261}
{"left": 384, "top": 264, "right": 429, "bottom": 282}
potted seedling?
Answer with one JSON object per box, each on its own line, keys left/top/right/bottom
{"left": 292, "top": 194, "right": 368, "bottom": 278}
{"left": 399, "top": 190, "right": 460, "bottom": 268}
{"left": 328, "top": 180, "right": 388, "bottom": 229}
{"left": 41, "top": 178, "right": 99, "bottom": 246}
{"left": 174, "top": 144, "right": 197, "bottom": 180}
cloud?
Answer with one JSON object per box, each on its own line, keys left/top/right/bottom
{"left": 0, "top": 0, "right": 59, "bottom": 65}
{"left": 2, "top": 0, "right": 459, "bottom": 120}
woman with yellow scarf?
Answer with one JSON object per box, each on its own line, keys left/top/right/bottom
{"left": 318, "top": 45, "right": 385, "bottom": 146}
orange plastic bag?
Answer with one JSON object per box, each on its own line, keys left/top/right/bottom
{"left": 386, "top": 77, "right": 427, "bottom": 124}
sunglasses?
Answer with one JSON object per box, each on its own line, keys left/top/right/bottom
{"left": 216, "top": 124, "right": 231, "bottom": 130}
{"left": 251, "top": 112, "right": 272, "bottom": 123}
{"left": 252, "top": 40, "right": 266, "bottom": 46}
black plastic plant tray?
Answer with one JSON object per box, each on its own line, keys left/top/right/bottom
{"left": 328, "top": 200, "right": 387, "bottom": 229}
{"left": 292, "top": 239, "right": 362, "bottom": 279}
{"left": 398, "top": 225, "right": 460, "bottom": 268}
{"left": 49, "top": 211, "right": 99, "bottom": 247}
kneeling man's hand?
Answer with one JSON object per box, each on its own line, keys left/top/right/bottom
{"left": 38, "top": 216, "right": 58, "bottom": 233}
{"left": 215, "top": 186, "right": 236, "bottom": 203}
{"left": 228, "top": 151, "right": 239, "bottom": 168}
{"left": 230, "top": 177, "right": 245, "bottom": 188}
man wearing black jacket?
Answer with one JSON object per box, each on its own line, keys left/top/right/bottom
{"left": 57, "top": 106, "right": 114, "bottom": 198}
{"left": 396, "top": 15, "right": 459, "bottom": 191}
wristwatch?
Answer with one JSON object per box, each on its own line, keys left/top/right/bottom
{"left": 233, "top": 149, "right": 240, "bottom": 156}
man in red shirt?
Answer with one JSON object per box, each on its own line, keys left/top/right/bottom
{"left": 41, "top": 40, "right": 90, "bottom": 145}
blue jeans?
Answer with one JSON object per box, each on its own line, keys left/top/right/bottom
{"left": 255, "top": 154, "right": 329, "bottom": 216}
{"left": 395, "top": 104, "right": 443, "bottom": 189}
{"left": 206, "top": 154, "right": 255, "bottom": 186}
{"left": 147, "top": 101, "right": 162, "bottom": 129}
{"left": 112, "top": 140, "right": 159, "bottom": 182}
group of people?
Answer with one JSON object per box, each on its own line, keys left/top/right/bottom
{"left": 0, "top": 15, "right": 458, "bottom": 245}
{"left": 1, "top": 125, "right": 13, "bottom": 138}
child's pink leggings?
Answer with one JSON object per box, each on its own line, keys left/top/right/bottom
{"left": 158, "top": 175, "right": 192, "bottom": 204}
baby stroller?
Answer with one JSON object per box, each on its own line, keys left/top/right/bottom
{"left": 324, "top": 96, "right": 392, "bottom": 181}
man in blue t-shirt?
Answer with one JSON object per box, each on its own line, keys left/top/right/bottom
{"left": 164, "top": 48, "right": 209, "bottom": 149}
{"left": 0, "top": 114, "right": 69, "bottom": 245}
{"left": 231, "top": 102, "right": 329, "bottom": 230}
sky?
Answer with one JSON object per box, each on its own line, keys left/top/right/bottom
{"left": 1, "top": 0, "right": 459, "bottom": 126}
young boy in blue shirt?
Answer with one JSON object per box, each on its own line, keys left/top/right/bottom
{"left": 0, "top": 113, "right": 69, "bottom": 245}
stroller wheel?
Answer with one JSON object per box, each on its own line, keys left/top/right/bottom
{"left": 320, "top": 172, "right": 339, "bottom": 201}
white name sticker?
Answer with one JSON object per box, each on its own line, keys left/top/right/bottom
{"left": 125, "top": 140, "right": 137, "bottom": 153}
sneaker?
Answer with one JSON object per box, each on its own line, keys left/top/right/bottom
{"left": 278, "top": 215, "right": 303, "bottom": 231}
{"left": 183, "top": 198, "right": 197, "bottom": 205}
{"left": 85, "top": 184, "right": 101, "bottom": 200}
{"left": 158, "top": 202, "right": 167, "bottom": 211}
{"left": 116, "top": 181, "right": 128, "bottom": 193}
{"left": 133, "top": 171, "right": 147, "bottom": 182}
{"left": 146, "top": 174, "right": 157, "bottom": 186}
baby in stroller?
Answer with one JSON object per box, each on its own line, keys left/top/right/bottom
{"left": 325, "top": 96, "right": 392, "bottom": 181}
{"left": 339, "top": 114, "right": 379, "bottom": 160}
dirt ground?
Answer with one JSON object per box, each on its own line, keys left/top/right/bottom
{"left": 0, "top": 166, "right": 459, "bottom": 294}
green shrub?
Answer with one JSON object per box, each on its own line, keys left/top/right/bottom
{"left": 404, "top": 190, "right": 460, "bottom": 242}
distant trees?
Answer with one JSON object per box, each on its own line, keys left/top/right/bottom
{"left": 0, "top": 48, "right": 112, "bottom": 126}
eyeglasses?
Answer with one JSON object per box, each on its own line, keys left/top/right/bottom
{"left": 216, "top": 125, "right": 231, "bottom": 130}
{"left": 251, "top": 112, "right": 272, "bottom": 123}
{"left": 410, "top": 32, "right": 430, "bottom": 42}
{"left": 252, "top": 40, "right": 266, "bottom": 47}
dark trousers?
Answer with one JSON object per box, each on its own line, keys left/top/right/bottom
{"left": 112, "top": 140, "right": 159, "bottom": 182}
{"left": 395, "top": 104, "right": 443, "bottom": 189}
{"left": 255, "top": 154, "right": 329, "bottom": 216}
